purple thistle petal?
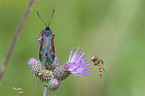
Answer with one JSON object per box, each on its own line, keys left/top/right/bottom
{"left": 54, "top": 79, "right": 60, "bottom": 87}
{"left": 68, "top": 48, "right": 73, "bottom": 62}
{"left": 27, "top": 58, "right": 37, "bottom": 66}
{"left": 71, "top": 47, "right": 80, "bottom": 62}
{"left": 65, "top": 48, "right": 91, "bottom": 77}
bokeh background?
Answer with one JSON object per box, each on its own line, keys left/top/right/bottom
{"left": 0, "top": 0, "right": 145, "bottom": 96}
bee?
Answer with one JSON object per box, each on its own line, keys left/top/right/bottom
{"left": 90, "top": 56, "right": 108, "bottom": 77}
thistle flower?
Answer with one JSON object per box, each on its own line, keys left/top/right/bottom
{"left": 45, "top": 78, "right": 60, "bottom": 91}
{"left": 27, "top": 58, "right": 53, "bottom": 82}
{"left": 53, "top": 48, "right": 91, "bottom": 81}
{"left": 38, "top": 70, "right": 54, "bottom": 82}
{"left": 27, "top": 58, "right": 37, "bottom": 66}
{"left": 53, "top": 65, "right": 71, "bottom": 81}
{"left": 45, "top": 54, "right": 59, "bottom": 70}
{"left": 65, "top": 48, "right": 91, "bottom": 77}
{"left": 27, "top": 58, "right": 45, "bottom": 76}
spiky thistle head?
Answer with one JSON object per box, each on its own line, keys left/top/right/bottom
{"left": 27, "top": 58, "right": 54, "bottom": 82}
{"left": 53, "top": 48, "right": 91, "bottom": 81}
{"left": 45, "top": 54, "right": 59, "bottom": 70}
{"left": 65, "top": 48, "right": 91, "bottom": 77}
{"left": 45, "top": 78, "right": 60, "bottom": 91}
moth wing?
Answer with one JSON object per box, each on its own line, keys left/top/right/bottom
{"left": 39, "top": 34, "right": 47, "bottom": 62}
{"left": 46, "top": 34, "right": 55, "bottom": 62}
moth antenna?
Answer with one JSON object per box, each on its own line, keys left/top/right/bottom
{"left": 36, "top": 11, "right": 47, "bottom": 26}
{"left": 48, "top": 9, "right": 55, "bottom": 26}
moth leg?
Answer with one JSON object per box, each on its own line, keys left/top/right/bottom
{"left": 52, "top": 34, "right": 55, "bottom": 39}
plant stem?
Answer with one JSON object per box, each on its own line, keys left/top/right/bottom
{"left": 35, "top": 78, "right": 38, "bottom": 96}
{"left": 0, "top": 0, "right": 36, "bottom": 83}
{"left": 43, "top": 83, "right": 51, "bottom": 96}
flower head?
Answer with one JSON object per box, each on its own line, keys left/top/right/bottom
{"left": 45, "top": 54, "right": 59, "bottom": 70}
{"left": 27, "top": 58, "right": 37, "bottom": 66}
{"left": 46, "top": 78, "right": 60, "bottom": 91}
{"left": 53, "top": 79, "right": 60, "bottom": 87}
{"left": 65, "top": 48, "right": 91, "bottom": 77}
{"left": 27, "top": 58, "right": 55, "bottom": 82}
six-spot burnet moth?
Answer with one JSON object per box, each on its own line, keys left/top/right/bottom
{"left": 37, "top": 9, "right": 55, "bottom": 62}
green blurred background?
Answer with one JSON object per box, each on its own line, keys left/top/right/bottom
{"left": 0, "top": 0, "right": 145, "bottom": 96}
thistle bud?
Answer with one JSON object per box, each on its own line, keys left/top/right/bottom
{"left": 45, "top": 78, "right": 60, "bottom": 91}
{"left": 27, "top": 58, "right": 54, "bottom": 82}
{"left": 45, "top": 54, "right": 59, "bottom": 70}
{"left": 27, "top": 58, "right": 46, "bottom": 76}
{"left": 53, "top": 65, "right": 71, "bottom": 81}
{"left": 38, "top": 70, "right": 54, "bottom": 82}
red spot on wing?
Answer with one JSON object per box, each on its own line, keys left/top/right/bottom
{"left": 42, "top": 45, "right": 45, "bottom": 49}
{"left": 40, "top": 51, "right": 42, "bottom": 55}
{"left": 41, "top": 43, "right": 42, "bottom": 46}
{"left": 49, "top": 45, "right": 52, "bottom": 49}
{"left": 52, "top": 43, "right": 54, "bottom": 46}
{"left": 50, "top": 34, "right": 52, "bottom": 40}
{"left": 51, "top": 51, "right": 54, "bottom": 55}
{"left": 43, "top": 34, "right": 45, "bottom": 39}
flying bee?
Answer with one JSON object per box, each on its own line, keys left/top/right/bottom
{"left": 90, "top": 56, "right": 108, "bottom": 77}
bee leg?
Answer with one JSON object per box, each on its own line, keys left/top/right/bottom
{"left": 92, "top": 65, "right": 96, "bottom": 71}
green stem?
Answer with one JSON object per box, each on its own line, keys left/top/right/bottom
{"left": 35, "top": 78, "right": 38, "bottom": 96}
{"left": 43, "top": 83, "right": 51, "bottom": 96}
